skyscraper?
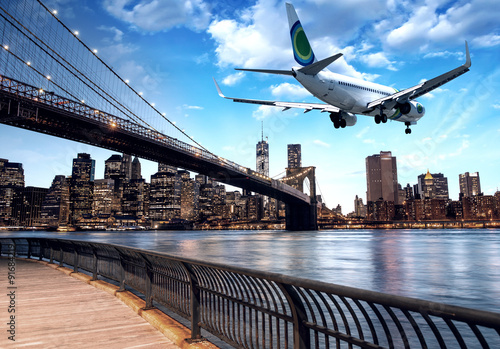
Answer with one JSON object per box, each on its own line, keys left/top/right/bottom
{"left": 366, "top": 151, "right": 398, "bottom": 204}
{"left": 416, "top": 170, "right": 449, "bottom": 200}
{"left": 104, "top": 155, "right": 123, "bottom": 180}
{"left": 178, "top": 170, "right": 199, "bottom": 221}
{"left": 256, "top": 132, "right": 269, "bottom": 176}
{"left": 92, "top": 178, "right": 118, "bottom": 215}
{"left": 287, "top": 144, "right": 301, "bottom": 169}
{"left": 131, "top": 157, "right": 142, "bottom": 180}
{"left": 459, "top": 172, "right": 481, "bottom": 198}
{"left": 40, "top": 175, "right": 70, "bottom": 227}
{"left": 70, "top": 153, "right": 95, "bottom": 222}
{"left": 0, "top": 159, "right": 25, "bottom": 226}
{"left": 149, "top": 171, "right": 181, "bottom": 221}
{"left": 121, "top": 153, "right": 133, "bottom": 181}
{"left": 256, "top": 126, "right": 271, "bottom": 219}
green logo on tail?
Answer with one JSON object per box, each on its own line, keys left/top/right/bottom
{"left": 291, "top": 21, "right": 314, "bottom": 66}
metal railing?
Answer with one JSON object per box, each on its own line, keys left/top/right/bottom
{"left": 2, "top": 237, "right": 499, "bottom": 348}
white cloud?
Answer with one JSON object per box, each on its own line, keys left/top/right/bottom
{"left": 493, "top": 104, "right": 500, "bottom": 109}
{"left": 360, "top": 52, "right": 397, "bottom": 71}
{"left": 207, "top": 2, "right": 290, "bottom": 69}
{"left": 222, "top": 72, "right": 245, "bottom": 86}
{"left": 207, "top": 0, "right": 375, "bottom": 81}
{"left": 252, "top": 105, "right": 280, "bottom": 120}
{"left": 103, "top": 0, "right": 211, "bottom": 32}
{"left": 270, "top": 83, "right": 310, "bottom": 98}
{"left": 423, "top": 50, "right": 464, "bottom": 60}
{"left": 472, "top": 34, "right": 500, "bottom": 48}
{"left": 383, "top": 0, "right": 500, "bottom": 52}
{"left": 183, "top": 104, "right": 203, "bottom": 110}
{"left": 313, "top": 139, "right": 330, "bottom": 148}
{"left": 98, "top": 26, "right": 124, "bottom": 42}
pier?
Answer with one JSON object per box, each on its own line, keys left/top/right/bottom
{"left": 2, "top": 238, "right": 500, "bottom": 348}
{"left": 0, "top": 257, "right": 219, "bottom": 348}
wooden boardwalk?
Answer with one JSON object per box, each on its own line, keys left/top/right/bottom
{"left": 0, "top": 258, "right": 179, "bottom": 348}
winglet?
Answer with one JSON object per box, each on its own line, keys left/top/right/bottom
{"left": 464, "top": 40, "right": 471, "bottom": 68}
{"left": 213, "top": 78, "right": 225, "bottom": 98}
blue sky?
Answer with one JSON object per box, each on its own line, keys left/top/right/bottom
{"left": 1, "top": 0, "right": 499, "bottom": 213}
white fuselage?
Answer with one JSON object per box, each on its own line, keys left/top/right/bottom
{"left": 294, "top": 69, "right": 425, "bottom": 123}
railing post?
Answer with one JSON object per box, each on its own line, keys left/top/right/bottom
{"left": 27, "top": 239, "right": 31, "bottom": 259}
{"left": 278, "top": 283, "right": 310, "bottom": 349}
{"left": 12, "top": 240, "right": 16, "bottom": 258}
{"left": 112, "top": 248, "right": 126, "bottom": 291}
{"left": 38, "top": 239, "right": 43, "bottom": 261}
{"left": 181, "top": 262, "right": 202, "bottom": 340}
{"left": 49, "top": 244, "right": 54, "bottom": 264}
{"left": 140, "top": 254, "right": 154, "bottom": 310}
{"left": 118, "top": 255, "right": 126, "bottom": 292}
{"left": 59, "top": 246, "right": 64, "bottom": 267}
{"left": 72, "top": 243, "right": 79, "bottom": 273}
{"left": 91, "top": 247, "right": 98, "bottom": 281}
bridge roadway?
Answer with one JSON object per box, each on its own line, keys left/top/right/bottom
{"left": 0, "top": 76, "right": 316, "bottom": 230}
{"left": 0, "top": 257, "right": 218, "bottom": 348}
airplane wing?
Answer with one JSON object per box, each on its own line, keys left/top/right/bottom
{"left": 367, "top": 41, "right": 471, "bottom": 111}
{"left": 213, "top": 78, "right": 340, "bottom": 113}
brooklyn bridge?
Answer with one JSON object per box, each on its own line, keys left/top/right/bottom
{"left": 0, "top": 1, "right": 318, "bottom": 230}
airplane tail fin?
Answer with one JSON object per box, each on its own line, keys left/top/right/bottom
{"left": 286, "top": 3, "right": 316, "bottom": 67}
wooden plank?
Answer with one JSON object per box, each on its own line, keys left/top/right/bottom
{"left": 0, "top": 258, "right": 178, "bottom": 348}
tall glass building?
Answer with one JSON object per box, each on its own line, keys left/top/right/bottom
{"left": 287, "top": 144, "right": 301, "bottom": 169}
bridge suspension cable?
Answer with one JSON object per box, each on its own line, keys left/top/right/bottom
{"left": 0, "top": 0, "right": 211, "bottom": 154}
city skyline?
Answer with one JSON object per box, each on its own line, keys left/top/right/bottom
{"left": 0, "top": 0, "right": 499, "bottom": 213}
{"left": 1, "top": 148, "right": 495, "bottom": 215}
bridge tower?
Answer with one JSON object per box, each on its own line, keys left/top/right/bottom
{"left": 282, "top": 166, "right": 318, "bottom": 231}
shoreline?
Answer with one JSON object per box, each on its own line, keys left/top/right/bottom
{"left": 1, "top": 220, "right": 500, "bottom": 232}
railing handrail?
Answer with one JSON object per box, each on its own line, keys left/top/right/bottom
{"left": 2, "top": 237, "right": 499, "bottom": 348}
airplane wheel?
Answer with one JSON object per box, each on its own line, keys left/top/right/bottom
{"left": 333, "top": 120, "right": 340, "bottom": 129}
{"left": 381, "top": 114, "right": 388, "bottom": 123}
{"left": 340, "top": 118, "right": 347, "bottom": 128}
{"left": 375, "top": 115, "right": 381, "bottom": 124}
{"left": 405, "top": 128, "right": 411, "bottom": 134}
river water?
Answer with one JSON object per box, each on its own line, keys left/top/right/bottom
{"left": 2, "top": 229, "right": 500, "bottom": 313}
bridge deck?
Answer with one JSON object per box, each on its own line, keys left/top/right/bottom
{"left": 0, "top": 258, "right": 178, "bottom": 348}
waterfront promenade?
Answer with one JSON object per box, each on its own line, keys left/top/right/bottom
{"left": 0, "top": 258, "right": 214, "bottom": 348}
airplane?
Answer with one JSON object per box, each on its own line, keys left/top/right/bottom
{"left": 214, "top": 2, "right": 471, "bottom": 134}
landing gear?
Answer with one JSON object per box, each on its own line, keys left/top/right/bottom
{"left": 375, "top": 105, "right": 387, "bottom": 124}
{"left": 405, "top": 122, "right": 412, "bottom": 134}
{"left": 330, "top": 113, "right": 346, "bottom": 129}
{"left": 374, "top": 113, "right": 387, "bottom": 124}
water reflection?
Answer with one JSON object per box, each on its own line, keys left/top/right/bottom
{"left": 2, "top": 229, "right": 499, "bottom": 312}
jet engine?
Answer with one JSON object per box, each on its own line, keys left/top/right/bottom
{"left": 342, "top": 112, "right": 357, "bottom": 126}
{"left": 397, "top": 102, "right": 412, "bottom": 114}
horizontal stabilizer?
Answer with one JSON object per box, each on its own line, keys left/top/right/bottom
{"left": 235, "top": 68, "right": 295, "bottom": 76}
{"left": 298, "top": 53, "right": 343, "bottom": 75}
